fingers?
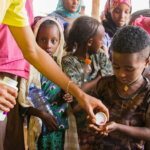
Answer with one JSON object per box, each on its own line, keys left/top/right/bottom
{"left": 0, "top": 83, "right": 18, "bottom": 98}
{"left": 98, "top": 100, "right": 109, "bottom": 121}
{"left": 0, "top": 84, "right": 17, "bottom": 111}
{"left": 87, "top": 105, "right": 96, "bottom": 123}
{"left": 89, "top": 124, "right": 101, "bottom": 131}
{"left": 63, "top": 93, "right": 73, "bottom": 103}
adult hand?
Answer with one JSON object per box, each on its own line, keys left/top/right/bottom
{"left": 0, "top": 83, "right": 17, "bottom": 112}
{"left": 40, "top": 111, "right": 58, "bottom": 132}
{"left": 78, "top": 93, "right": 109, "bottom": 123}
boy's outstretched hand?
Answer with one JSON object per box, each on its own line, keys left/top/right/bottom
{"left": 89, "top": 121, "right": 117, "bottom": 136}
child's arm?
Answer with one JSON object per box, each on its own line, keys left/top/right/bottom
{"left": 81, "top": 74, "right": 101, "bottom": 93}
{"left": 26, "top": 107, "right": 58, "bottom": 132}
{"left": 89, "top": 121, "right": 150, "bottom": 141}
{"left": 145, "top": 104, "right": 150, "bottom": 150}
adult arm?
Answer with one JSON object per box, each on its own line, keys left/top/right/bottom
{"left": 8, "top": 25, "right": 109, "bottom": 122}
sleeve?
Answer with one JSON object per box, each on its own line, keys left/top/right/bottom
{"left": 99, "top": 49, "right": 113, "bottom": 76}
{"left": 102, "top": 32, "right": 109, "bottom": 47}
{"left": 3, "top": 0, "right": 29, "bottom": 27}
{"left": 62, "top": 56, "right": 83, "bottom": 88}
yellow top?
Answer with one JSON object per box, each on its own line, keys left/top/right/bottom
{"left": 0, "top": 0, "right": 29, "bottom": 27}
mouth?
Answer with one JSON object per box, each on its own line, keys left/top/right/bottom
{"left": 118, "top": 78, "right": 129, "bottom": 85}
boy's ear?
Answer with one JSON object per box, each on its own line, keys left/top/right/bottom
{"left": 145, "top": 56, "right": 150, "bottom": 68}
{"left": 87, "top": 38, "right": 93, "bottom": 47}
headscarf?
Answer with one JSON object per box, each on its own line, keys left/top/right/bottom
{"left": 103, "top": 0, "right": 131, "bottom": 37}
{"left": 54, "top": 0, "right": 81, "bottom": 19}
{"left": 131, "top": 16, "right": 150, "bottom": 35}
{"left": 33, "top": 16, "right": 65, "bottom": 67}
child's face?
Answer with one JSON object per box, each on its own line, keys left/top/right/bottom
{"left": 88, "top": 25, "right": 105, "bottom": 55}
{"left": 62, "top": 0, "right": 80, "bottom": 12}
{"left": 110, "top": 3, "right": 130, "bottom": 27}
{"left": 37, "top": 24, "right": 60, "bottom": 56}
{"left": 112, "top": 51, "right": 148, "bottom": 85}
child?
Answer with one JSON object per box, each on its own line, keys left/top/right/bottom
{"left": 89, "top": 26, "right": 150, "bottom": 150}
{"left": 102, "top": 0, "right": 131, "bottom": 58}
{"left": 19, "top": 16, "right": 72, "bottom": 150}
{"left": 62, "top": 16, "right": 113, "bottom": 150}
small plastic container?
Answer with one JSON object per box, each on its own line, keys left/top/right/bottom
{"left": 0, "top": 77, "right": 18, "bottom": 121}
{"left": 95, "top": 112, "right": 107, "bottom": 126}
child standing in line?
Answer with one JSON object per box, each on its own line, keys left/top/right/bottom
{"left": 89, "top": 26, "right": 150, "bottom": 150}
{"left": 102, "top": 0, "right": 131, "bottom": 58}
{"left": 62, "top": 16, "right": 113, "bottom": 150}
{"left": 19, "top": 16, "right": 72, "bottom": 150}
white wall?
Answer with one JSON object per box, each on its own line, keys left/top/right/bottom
{"left": 33, "top": 0, "right": 150, "bottom": 17}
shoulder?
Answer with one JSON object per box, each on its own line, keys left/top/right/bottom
{"left": 97, "top": 75, "right": 115, "bottom": 89}
{"left": 62, "top": 55, "right": 79, "bottom": 64}
{"left": 3, "top": 0, "right": 29, "bottom": 27}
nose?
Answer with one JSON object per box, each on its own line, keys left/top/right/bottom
{"left": 120, "top": 11, "right": 126, "bottom": 19}
{"left": 118, "top": 69, "right": 126, "bottom": 78}
{"left": 46, "top": 40, "right": 52, "bottom": 49}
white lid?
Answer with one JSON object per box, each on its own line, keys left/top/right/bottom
{"left": 95, "top": 112, "right": 107, "bottom": 125}
{"left": 0, "top": 77, "right": 18, "bottom": 91}
{"left": 3, "top": 77, "right": 18, "bottom": 87}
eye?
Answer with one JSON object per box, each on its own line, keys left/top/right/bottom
{"left": 125, "top": 68, "right": 135, "bottom": 72}
{"left": 125, "top": 10, "right": 130, "bottom": 15}
{"left": 114, "top": 8, "right": 121, "bottom": 14}
{"left": 51, "top": 39, "right": 57, "bottom": 44}
{"left": 41, "top": 38, "right": 46, "bottom": 43}
{"left": 113, "top": 65, "right": 120, "bottom": 70}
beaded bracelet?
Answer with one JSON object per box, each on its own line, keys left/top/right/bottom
{"left": 66, "top": 80, "right": 73, "bottom": 93}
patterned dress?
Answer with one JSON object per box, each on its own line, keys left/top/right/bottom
{"left": 92, "top": 75, "right": 150, "bottom": 150}
{"left": 37, "top": 74, "right": 68, "bottom": 150}
{"left": 62, "top": 49, "right": 113, "bottom": 149}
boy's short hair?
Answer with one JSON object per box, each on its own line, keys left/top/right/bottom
{"left": 111, "top": 25, "right": 150, "bottom": 59}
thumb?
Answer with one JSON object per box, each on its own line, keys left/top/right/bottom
{"left": 87, "top": 106, "right": 96, "bottom": 123}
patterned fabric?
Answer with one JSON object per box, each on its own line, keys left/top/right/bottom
{"left": 37, "top": 130, "right": 64, "bottom": 150}
{"left": 131, "top": 16, "right": 150, "bottom": 35}
{"left": 40, "top": 74, "right": 68, "bottom": 130}
{"left": 110, "top": 0, "right": 131, "bottom": 10}
{"left": 62, "top": 49, "right": 113, "bottom": 89}
{"left": 91, "top": 75, "right": 150, "bottom": 150}
{"left": 54, "top": 0, "right": 81, "bottom": 19}
{"left": 62, "top": 50, "right": 113, "bottom": 149}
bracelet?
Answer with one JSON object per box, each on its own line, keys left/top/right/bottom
{"left": 66, "top": 80, "right": 73, "bottom": 93}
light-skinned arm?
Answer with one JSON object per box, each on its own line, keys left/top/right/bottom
{"left": 8, "top": 25, "right": 109, "bottom": 122}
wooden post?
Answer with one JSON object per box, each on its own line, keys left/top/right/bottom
{"left": 91, "top": 0, "right": 100, "bottom": 20}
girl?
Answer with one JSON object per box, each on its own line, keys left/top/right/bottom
{"left": 89, "top": 26, "right": 150, "bottom": 150}
{"left": 19, "top": 17, "right": 71, "bottom": 150}
{"left": 49, "top": 0, "right": 81, "bottom": 24}
{"left": 62, "top": 16, "right": 113, "bottom": 150}
{"left": 102, "top": 0, "right": 131, "bottom": 58}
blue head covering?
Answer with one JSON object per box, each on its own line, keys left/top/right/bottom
{"left": 55, "top": 0, "right": 81, "bottom": 19}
